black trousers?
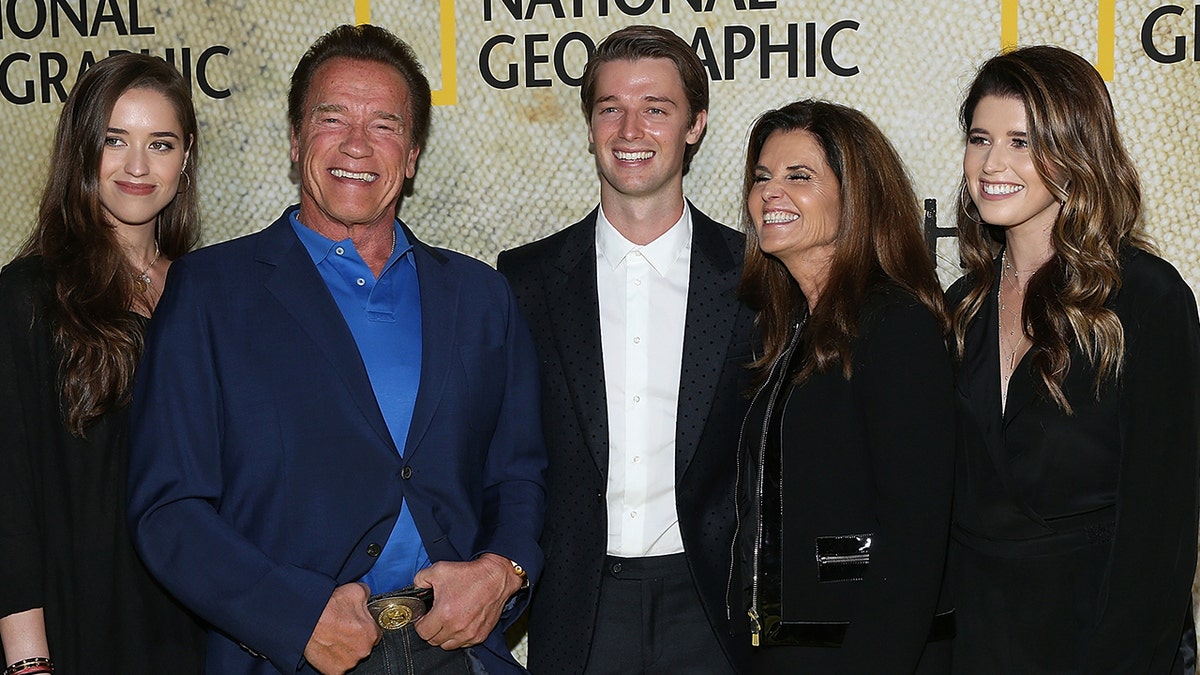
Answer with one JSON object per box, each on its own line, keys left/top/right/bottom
{"left": 583, "top": 553, "right": 735, "bottom": 674}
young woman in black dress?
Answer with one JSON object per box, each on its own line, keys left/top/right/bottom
{"left": 0, "top": 53, "right": 205, "bottom": 674}
{"left": 948, "top": 45, "right": 1200, "bottom": 674}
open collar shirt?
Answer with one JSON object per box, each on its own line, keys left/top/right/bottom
{"left": 291, "top": 214, "right": 430, "bottom": 592}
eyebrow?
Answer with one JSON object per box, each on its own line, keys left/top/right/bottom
{"left": 310, "top": 103, "right": 405, "bottom": 124}
{"left": 594, "top": 94, "right": 678, "bottom": 106}
{"left": 755, "top": 163, "right": 817, "bottom": 173}
{"left": 106, "top": 127, "right": 181, "bottom": 139}
{"left": 968, "top": 126, "right": 1027, "bottom": 137}
{"left": 311, "top": 103, "right": 347, "bottom": 116}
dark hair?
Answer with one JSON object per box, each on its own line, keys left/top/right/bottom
{"left": 740, "top": 99, "right": 948, "bottom": 384}
{"left": 18, "top": 52, "right": 200, "bottom": 435}
{"left": 289, "top": 23, "right": 432, "bottom": 151}
{"left": 952, "top": 45, "right": 1149, "bottom": 412}
{"left": 579, "top": 24, "right": 708, "bottom": 173}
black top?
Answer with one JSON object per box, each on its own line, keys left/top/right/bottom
{"left": 947, "top": 247, "right": 1200, "bottom": 674}
{"left": 733, "top": 286, "right": 956, "bottom": 674}
{"left": 0, "top": 257, "right": 204, "bottom": 673}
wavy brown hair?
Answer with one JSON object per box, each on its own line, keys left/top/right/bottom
{"left": 951, "top": 45, "right": 1150, "bottom": 412}
{"left": 17, "top": 53, "right": 200, "bottom": 436}
{"left": 740, "top": 99, "right": 948, "bottom": 385}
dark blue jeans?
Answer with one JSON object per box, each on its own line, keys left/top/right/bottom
{"left": 348, "top": 624, "right": 480, "bottom": 675}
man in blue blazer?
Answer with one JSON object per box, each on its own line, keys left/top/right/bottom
{"left": 127, "top": 25, "right": 545, "bottom": 675}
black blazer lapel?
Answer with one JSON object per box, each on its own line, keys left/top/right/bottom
{"left": 958, "top": 278, "right": 1049, "bottom": 529}
{"left": 676, "top": 206, "right": 742, "bottom": 482}
{"left": 255, "top": 214, "right": 396, "bottom": 453}
{"left": 544, "top": 213, "right": 609, "bottom": 476}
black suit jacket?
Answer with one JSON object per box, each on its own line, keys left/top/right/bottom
{"left": 948, "top": 247, "right": 1200, "bottom": 674}
{"left": 498, "top": 204, "right": 756, "bottom": 674}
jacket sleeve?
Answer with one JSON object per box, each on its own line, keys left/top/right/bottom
{"left": 471, "top": 275, "right": 548, "bottom": 623}
{"left": 839, "top": 296, "right": 956, "bottom": 674}
{"left": 126, "top": 258, "right": 334, "bottom": 673}
{"left": 0, "top": 267, "right": 45, "bottom": 619}
{"left": 1083, "top": 269, "right": 1200, "bottom": 672}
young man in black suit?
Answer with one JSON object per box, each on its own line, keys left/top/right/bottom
{"left": 498, "top": 24, "right": 754, "bottom": 674}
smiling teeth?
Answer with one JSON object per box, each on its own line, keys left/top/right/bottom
{"left": 762, "top": 212, "right": 798, "bottom": 224}
{"left": 330, "top": 169, "right": 377, "bottom": 182}
{"left": 982, "top": 183, "right": 1022, "bottom": 195}
{"left": 615, "top": 151, "right": 653, "bottom": 161}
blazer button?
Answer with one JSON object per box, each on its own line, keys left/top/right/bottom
{"left": 367, "top": 543, "right": 382, "bottom": 557}
{"left": 401, "top": 466, "right": 413, "bottom": 479}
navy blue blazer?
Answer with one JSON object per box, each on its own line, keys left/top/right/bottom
{"left": 128, "top": 207, "right": 547, "bottom": 674}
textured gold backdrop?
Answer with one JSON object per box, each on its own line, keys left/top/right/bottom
{"left": 1, "top": 0, "right": 1197, "bottom": 662}
{"left": 1, "top": 1, "right": 1196, "bottom": 290}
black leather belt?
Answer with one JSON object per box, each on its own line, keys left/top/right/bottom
{"left": 760, "top": 609, "right": 955, "bottom": 648}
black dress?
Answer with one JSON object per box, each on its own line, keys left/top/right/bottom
{"left": 0, "top": 257, "right": 204, "bottom": 673}
{"left": 948, "top": 248, "right": 1200, "bottom": 674}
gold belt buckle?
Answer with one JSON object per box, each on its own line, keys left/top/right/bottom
{"left": 366, "top": 586, "right": 434, "bottom": 631}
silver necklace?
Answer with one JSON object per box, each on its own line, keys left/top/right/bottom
{"left": 133, "top": 242, "right": 161, "bottom": 292}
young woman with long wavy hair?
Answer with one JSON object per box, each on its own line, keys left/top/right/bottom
{"left": 948, "top": 45, "right": 1200, "bottom": 674}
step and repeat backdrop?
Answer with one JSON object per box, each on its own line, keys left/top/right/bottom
{"left": 1, "top": 0, "right": 1198, "bottom": 656}
{"left": 0, "top": 1, "right": 1196, "bottom": 291}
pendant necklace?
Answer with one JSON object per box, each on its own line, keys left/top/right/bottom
{"left": 133, "top": 242, "right": 161, "bottom": 292}
{"left": 998, "top": 250, "right": 1029, "bottom": 408}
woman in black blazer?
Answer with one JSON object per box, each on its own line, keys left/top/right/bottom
{"left": 948, "top": 45, "right": 1200, "bottom": 674}
{"left": 728, "top": 100, "right": 956, "bottom": 674}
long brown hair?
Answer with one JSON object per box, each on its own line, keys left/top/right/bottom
{"left": 952, "top": 45, "right": 1149, "bottom": 412}
{"left": 18, "top": 53, "right": 201, "bottom": 436}
{"left": 740, "top": 99, "right": 948, "bottom": 384}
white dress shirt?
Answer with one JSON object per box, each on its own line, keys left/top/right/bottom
{"left": 596, "top": 205, "right": 691, "bottom": 557}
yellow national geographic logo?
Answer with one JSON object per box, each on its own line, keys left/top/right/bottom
{"left": 1001, "top": 0, "right": 1115, "bottom": 80}
{"left": 355, "top": 0, "right": 457, "bottom": 105}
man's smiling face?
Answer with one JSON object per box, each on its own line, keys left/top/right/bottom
{"left": 290, "top": 57, "right": 420, "bottom": 234}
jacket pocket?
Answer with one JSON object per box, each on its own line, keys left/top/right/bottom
{"left": 814, "top": 533, "right": 872, "bottom": 583}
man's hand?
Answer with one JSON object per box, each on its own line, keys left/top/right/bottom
{"left": 303, "top": 582, "right": 380, "bottom": 675}
{"left": 412, "top": 553, "right": 525, "bottom": 650}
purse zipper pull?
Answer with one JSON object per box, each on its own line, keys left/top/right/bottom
{"left": 748, "top": 607, "right": 761, "bottom": 647}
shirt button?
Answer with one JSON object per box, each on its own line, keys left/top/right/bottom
{"left": 335, "top": 246, "right": 345, "bottom": 255}
{"left": 633, "top": 456, "right": 641, "bottom": 464}
{"left": 611, "top": 562, "right": 622, "bottom": 574}
{"left": 401, "top": 466, "right": 413, "bottom": 479}
{"left": 632, "top": 336, "right": 641, "bottom": 344}
{"left": 366, "top": 543, "right": 382, "bottom": 557}
{"left": 633, "top": 278, "right": 642, "bottom": 286}
{"left": 633, "top": 395, "right": 641, "bottom": 403}
{"left": 630, "top": 511, "right": 638, "bottom": 519}
{"left": 356, "top": 278, "right": 366, "bottom": 286}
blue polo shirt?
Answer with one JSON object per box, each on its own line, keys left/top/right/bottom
{"left": 291, "top": 213, "right": 430, "bottom": 592}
